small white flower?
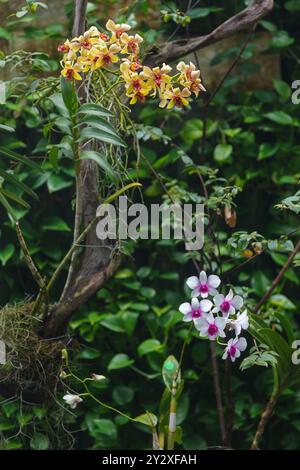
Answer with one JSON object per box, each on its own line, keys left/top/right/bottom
{"left": 227, "top": 310, "right": 249, "bottom": 336}
{"left": 213, "top": 289, "right": 243, "bottom": 317}
{"left": 186, "top": 270, "right": 221, "bottom": 298}
{"left": 91, "top": 374, "right": 107, "bottom": 382}
{"left": 63, "top": 394, "right": 83, "bottom": 409}
{"left": 179, "top": 297, "right": 212, "bottom": 323}
{"left": 195, "top": 312, "right": 226, "bottom": 340}
{"left": 222, "top": 337, "right": 247, "bottom": 362}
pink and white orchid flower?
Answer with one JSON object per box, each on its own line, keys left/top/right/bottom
{"left": 195, "top": 312, "right": 226, "bottom": 341}
{"left": 213, "top": 289, "right": 243, "bottom": 317}
{"left": 227, "top": 310, "right": 249, "bottom": 336}
{"left": 179, "top": 297, "right": 212, "bottom": 323}
{"left": 186, "top": 270, "right": 221, "bottom": 298}
{"left": 222, "top": 337, "right": 247, "bottom": 362}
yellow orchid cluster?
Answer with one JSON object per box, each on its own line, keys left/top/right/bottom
{"left": 58, "top": 19, "right": 206, "bottom": 109}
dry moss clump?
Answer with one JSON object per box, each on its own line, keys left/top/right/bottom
{"left": 0, "top": 301, "right": 64, "bottom": 399}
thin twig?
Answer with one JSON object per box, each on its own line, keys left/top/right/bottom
{"left": 15, "top": 222, "right": 46, "bottom": 290}
{"left": 210, "top": 341, "right": 227, "bottom": 444}
{"left": 251, "top": 392, "right": 279, "bottom": 450}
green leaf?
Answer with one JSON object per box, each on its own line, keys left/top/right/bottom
{"left": 1, "top": 189, "right": 30, "bottom": 209}
{"left": 285, "top": 0, "right": 300, "bottom": 12}
{"left": 138, "top": 339, "right": 163, "bottom": 357}
{"left": 270, "top": 31, "right": 294, "bottom": 48}
{"left": 0, "top": 146, "right": 41, "bottom": 170}
{"left": 0, "top": 243, "right": 15, "bottom": 266}
{"left": 270, "top": 294, "right": 296, "bottom": 311}
{"left": 258, "top": 143, "right": 279, "bottom": 160}
{"left": 273, "top": 80, "right": 291, "bottom": 101}
{"left": 162, "top": 355, "right": 181, "bottom": 391}
{"left": 80, "top": 150, "right": 117, "bottom": 182}
{"left": 108, "top": 353, "right": 134, "bottom": 371}
{"left": 79, "top": 127, "right": 126, "bottom": 147}
{"left": 30, "top": 432, "right": 49, "bottom": 450}
{"left": 78, "top": 115, "right": 118, "bottom": 136}
{"left": 0, "top": 192, "right": 17, "bottom": 220}
{"left": 78, "top": 103, "right": 114, "bottom": 118}
{"left": 42, "top": 216, "right": 70, "bottom": 232}
{"left": 0, "top": 124, "right": 14, "bottom": 133}
{"left": 47, "top": 174, "right": 73, "bottom": 193}
{"left": 265, "top": 111, "right": 293, "bottom": 126}
{"left": 214, "top": 144, "right": 233, "bottom": 163}
{"left": 60, "top": 76, "right": 78, "bottom": 116}
{"left": 0, "top": 168, "right": 38, "bottom": 200}
{"left": 112, "top": 386, "right": 134, "bottom": 405}
{"left": 134, "top": 412, "right": 158, "bottom": 428}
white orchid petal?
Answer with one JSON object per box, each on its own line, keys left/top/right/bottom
{"left": 208, "top": 274, "right": 221, "bottom": 288}
{"left": 179, "top": 302, "right": 192, "bottom": 315}
{"left": 186, "top": 276, "right": 199, "bottom": 289}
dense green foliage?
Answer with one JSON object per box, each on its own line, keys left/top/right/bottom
{"left": 0, "top": 0, "right": 300, "bottom": 450}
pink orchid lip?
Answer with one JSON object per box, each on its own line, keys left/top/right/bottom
{"left": 191, "top": 308, "right": 202, "bottom": 319}
{"left": 208, "top": 323, "right": 218, "bottom": 336}
{"left": 221, "top": 300, "right": 230, "bottom": 313}
{"left": 199, "top": 284, "right": 209, "bottom": 294}
{"left": 229, "top": 345, "right": 237, "bottom": 357}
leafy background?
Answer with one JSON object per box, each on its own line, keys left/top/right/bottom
{"left": 0, "top": 0, "right": 300, "bottom": 450}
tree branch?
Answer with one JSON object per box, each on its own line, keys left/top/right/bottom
{"left": 145, "top": 0, "right": 274, "bottom": 67}
{"left": 254, "top": 240, "right": 300, "bottom": 313}
{"left": 43, "top": 0, "right": 119, "bottom": 337}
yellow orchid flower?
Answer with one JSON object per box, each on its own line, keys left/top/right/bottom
{"left": 128, "top": 88, "right": 150, "bottom": 105}
{"left": 57, "top": 39, "right": 72, "bottom": 53}
{"left": 159, "top": 87, "right": 191, "bottom": 109}
{"left": 61, "top": 62, "right": 82, "bottom": 81}
{"left": 88, "top": 44, "right": 121, "bottom": 69}
{"left": 120, "top": 62, "right": 150, "bottom": 97}
{"left": 140, "top": 63, "right": 172, "bottom": 96}
{"left": 120, "top": 32, "right": 143, "bottom": 55}
{"left": 106, "top": 19, "right": 131, "bottom": 41}
{"left": 176, "top": 61, "right": 206, "bottom": 97}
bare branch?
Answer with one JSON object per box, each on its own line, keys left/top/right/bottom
{"left": 254, "top": 239, "right": 300, "bottom": 313}
{"left": 145, "top": 0, "right": 274, "bottom": 67}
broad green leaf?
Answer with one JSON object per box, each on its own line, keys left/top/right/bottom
{"left": 258, "top": 143, "right": 279, "bottom": 160}
{"left": 214, "top": 144, "right": 232, "bottom": 163}
{"left": 285, "top": 0, "right": 300, "bottom": 11}
{"left": 273, "top": 80, "right": 291, "bottom": 101}
{"left": 138, "top": 339, "right": 163, "bottom": 356}
{"left": 30, "top": 433, "right": 50, "bottom": 450}
{"left": 79, "top": 127, "right": 126, "bottom": 147}
{"left": 112, "top": 386, "right": 134, "bottom": 405}
{"left": 134, "top": 412, "right": 158, "bottom": 428}
{"left": 108, "top": 353, "right": 134, "bottom": 371}
{"left": 42, "top": 216, "right": 70, "bottom": 232}
{"left": 60, "top": 76, "right": 78, "bottom": 115}
{"left": 78, "top": 115, "right": 118, "bottom": 136}
{"left": 0, "top": 243, "right": 15, "bottom": 266}
{"left": 265, "top": 111, "right": 293, "bottom": 126}
{"left": 78, "top": 103, "right": 113, "bottom": 118}
{"left": 270, "top": 294, "right": 296, "bottom": 311}
{"left": 270, "top": 31, "right": 295, "bottom": 48}
{"left": 162, "top": 355, "right": 181, "bottom": 391}
{"left": 80, "top": 150, "right": 117, "bottom": 182}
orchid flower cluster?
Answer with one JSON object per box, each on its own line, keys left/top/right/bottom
{"left": 179, "top": 271, "right": 249, "bottom": 362}
{"left": 58, "top": 19, "right": 205, "bottom": 108}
